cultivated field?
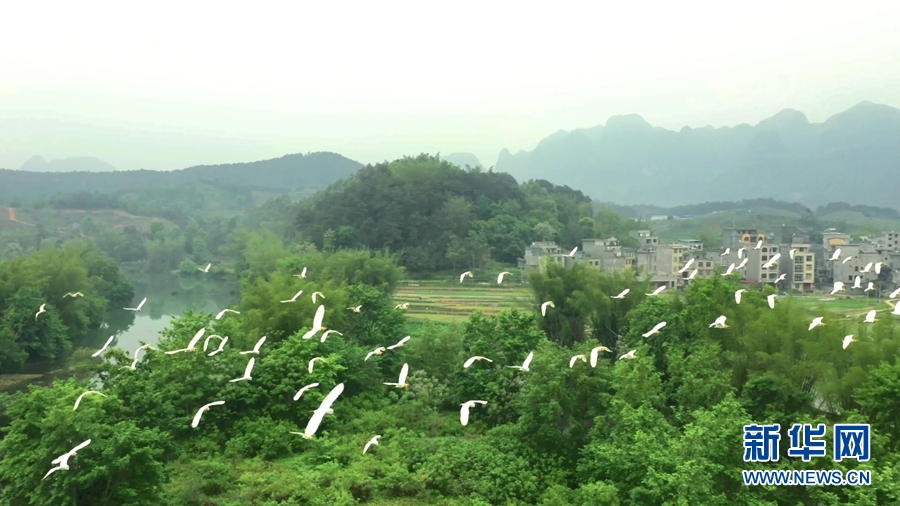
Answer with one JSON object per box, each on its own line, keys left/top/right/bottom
{"left": 394, "top": 282, "right": 534, "bottom": 323}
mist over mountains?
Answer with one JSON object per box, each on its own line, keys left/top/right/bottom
{"left": 20, "top": 155, "right": 118, "bottom": 172}
{"left": 495, "top": 101, "right": 900, "bottom": 209}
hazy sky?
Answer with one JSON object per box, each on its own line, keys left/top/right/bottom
{"left": 2, "top": 1, "right": 899, "bottom": 171}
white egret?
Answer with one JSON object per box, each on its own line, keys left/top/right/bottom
{"left": 678, "top": 258, "right": 695, "bottom": 273}
{"left": 202, "top": 334, "right": 223, "bottom": 352}
{"left": 862, "top": 262, "right": 873, "bottom": 273}
{"left": 875, "top": 262, "right": 884, "bottom": 274}
{"left": 198, "top": 263, "right": 211, "bottom": 273}
{"left": 309, "top": 357, "right": 324, "bottom": 374}
{"left": 387, "top": 336, "right": 410, "bottom": 350}
{"left": 281, "top": 290, "right": 303, "bottom": 303}
{"left": 365, "top": 347, "right": 387, "bottom": 361}
{"left": 165, "top": 328, "right": 206, "bottom": 354}
{"left": 890, "top": 287, "right": 900, "bottom": 299}
{"left": 91, "top": 335, "right": 115, "bottom": 357}
{"left": 295, "top": 267, "right": 307, "bottom": 278}
{"left": 124, "top": 344, "right": 154, "bottom": 370}
{"left": 302, "top": 305, "right": 326, "bottom": 340}
{"left": 774, "top": 274, "right": 787, "bottom": 283}
{"left": 619, "top": 350, "right": 637, "bottom": 360}
{"left": 497, "top": 272, "right": 512, "bottom": 284}
{"left": 73, "top": 391, "right": 106, "bottom": 410}
{"left": 460, "top": 400, "right": 488, "bottom": 426}
{"left": 709, "top": 315, "right": 729, "bottom": 328}
{"left": 124, "top": 297, "right": 147, "bottom": 312}
{"left": 507, "top": 351, "right": 534, "bottom": 372}
{"left": 569, "top": 354, "right": 587, "bottom": 368}
{"left": 63, "top": 292, "right": 84, "bottom": 298}
{"left": 208, "top": 336, "right": 228, "bottom": 356}
{"left": 229, "top": 357, "right": 255, "bottom": 382}
{"left": 568, "top": 247, "right": 578, "bottom": 257}
{"left": 394, "top": 302, "right": 410, "bottom": 310}
{"left": 842, "top": 335, "right": 857, "bottom": 349}
{"left": 720, "top": 248, "right": 731, "bottom": 257}
{"left": 686, "top": 269, "right": 698, "bottom": 280}
{"left": 853, "top": 276, "right": 862, "bottom": 289}
{"left": 215, "top": 309, "right": 240, "bottom": 320}
{"left": 737, "top": 247, "right": 745, "bottom": 259}
{"left": 612, "top": 289, "right": 630, "bottom": 299}
{"left": 830, "top": 248, "right": 841, "bottom": 261}
{"left": 737, "top": 258, "right": 748, "bottom": 270}
{"left": 363, "top": 435, "right": 382, "bottom": 454}
{"left": 293, "top": 382, "right": 319, "bottom": 401}
{"left": 724, "top": 263, "right": 736, "bottom": 276}
{"left": 43, "top": 440, "right": 91, "bottom": 480}
{"left": 830, "top": 282, "right": 846, "bottom": 295}
{"left": 191, "top": 401, "right": 225, "bottom": 428}
{"left": 735, "top": 289, "right": 747, "bottom": 304}
{"left": 321, "top": 329, "right": 343, "bottom": 343}
{"left": 299, "top": 383, "right": 345, "bottom": 439}
{"left": 842, "top": 256, "right": 853, "bottom": 265}
{"left": 767, "top": 294, "right": 776, "bottom": 309}
{"left": 863, "top": 310, "right": 878, "bottom": 323}
{"left": 789, "top": 248, "right": 796, "bottom": 260}
{"left": 646, "top": 286, "right": 665, "bottom": 296}
{"left": 642, "top": 322, "right": 666, "bottom": 337}
{"left": 589, "top": 346, "right": 611, "bottom": 367}
{"left": 459, "top": 271, "right": 474, "bottom": 283}
{"left": 463, "top": 356, "right": 493, "bottom": 368}
{"left": 35, "top": 303, "right": 47, "bottom": 319}
{"left": 312, "top": 291, "right": 325, "bottom": 303}
{"left": 348, "top": 305, "right": 362, "bottom": 312}
{"left": 809, "top": 317, "right": 825, "bottom": 331}
{"left": 893, "top": 302, "right": 900, "bottom": 315}
{"left": 384, "top": 363, "right": 410, "bottom": 388}
{"left": 540, "top": 301, "right": 555, "bottom": 316}
{"left": 762, "top": 253, "right": 781, "bottom": 269}
{"left": 240, "top": 336, "right": 267, "bottom": 355}
{"left": 754, "top": 239, "right": 763, "bottom": 250}
{"left": 865, "top": 282, "right": 876, "bottom": 292}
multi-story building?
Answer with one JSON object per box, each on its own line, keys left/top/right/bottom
{"left": 629, "top": 230, "right": 659, "bottom": 248}
{"left": 722, "top": 228, "right": 767, "bottom": 250}
{"left": 780, "top": 226, "right": 815, "bottom": 292}
{"left": 521, "top": 242, "right": 568, "bottom": 271}
{"left": 874, "top": 231, "right": 900, "bottom": 251}
{"left": 830, "top": 243, "right": 882, "bottom": 288}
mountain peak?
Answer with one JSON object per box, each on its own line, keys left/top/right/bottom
{"left": 20, "top": 155, "right": 117, "bottom": 172}
{"left": 605, "top": 113, "right": 652, "bottom": 131}
{"left": 440, "top": 152, "right": 483, "bottom": 168}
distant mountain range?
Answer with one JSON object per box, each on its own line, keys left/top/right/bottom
{"left": 20, "top": 155, "right": 118, "bottom": 172}
{"left": 495, "top": 101, "right": 900, "bottom": 208}
{"left": 0, "top": 152, "right": 362, "bottom": 203}
{"left": 440, "top": 152, "right": 483, "bottom": 168}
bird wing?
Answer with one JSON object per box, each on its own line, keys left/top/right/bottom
{"left": 541, "top": 302, "right": 549, "bottom": 316}
{"left": 497, "top": 273, "right": 505, "bottom": 284}
{"left": 768, "top": 295, "right": 775, "bottom": 309}
{"left": 590, "top": 348, "right": 599, "bottom": 367}
{"left": 313, "top": 305, "right": 325, "bottom": 330}
{"left": 308, "top": 357, "right": 320, "bottom": 374}
{"left": 43, "top": 466, "right": 62, "bottom": 480}
{"left": 187, "top": 328, "right": 206, "bottom": 349}
{"left": 317, "top": 383, "right": 345, "bottom": 413}
{"left": 397, "top": 363, "right": 409, "bottom": 384}
{"left": 866, "top": 310, "right": 876, "bottom": 321}
{"left": 569, "top": 247, "right": 577, "bottom": 256}
{"left": 569, "top": 355, "right": 579, "bottom": 368}
{"left": 735, "top": 291, "right": 742, "bottom": 304}
{"left": 293, "top": 382, "right": 319, "bottom": 401}
{"left": 253, "top": 336, "right": 267, "bottom": 352}
{"left": 363, "top": 439, "right": 375, "bottom": 454}
{"left": 191, "top": 407, "right": 207, "bottom": 427}
{"left": 70, "top": 439, "right": 92, "bottom": 453}
{"left": 243, "top": 357, "right": 255, "bottom": 377}
{"left": 522, "top": 351, "right": 534, "bottom": 369}
{"left": 464, "top": 356, "right": 477, "bottom": 368}
{"left": 460, "top": 404, "right": 470, "bottom": 426}
{"left": 136, "top": 297, "right": 147, "bottom": 310}
{"left": 73, "top": 392, "right": 87, "bottom": 410}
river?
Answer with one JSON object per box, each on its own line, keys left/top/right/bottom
{"left": 0, "top": 274, "right": 240, "bottom": 393}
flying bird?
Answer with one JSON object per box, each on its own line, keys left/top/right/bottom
{"left": 789, "top": 249, "right": 796, "bottom": 260}
{"left": 43, "top": 440, "right": 91, "bottom": 480}
{"left": 240, "top": 336, "right": 267, "bottom": 355}
{"left": 863, "top": 310, "right": 878, "bottom": 323}
{"left": 165, "top": 328, "right": 207, "bottom": 354}
{"left": 842, "top": 256, "right": 853, "bottom": 265}
{"left": 612, "top": 289, "right": 630, "bottom": 299}
{"left": 394, "top": 302, "right": 410, "bottom": 310}
{"left": 762, "top": 253, "right": 781, "bottom": 269}
{"left": 709, "top": 315, "right": 729, "bottom": 328}
{"left": 646, "top": 286, "right": 665, "bottom": 296}
{"left": 862, "top": 262, "right": 873, "bottom": 273}
{"left": 384, "top": 363, "right": 410, "bottom": 388}
{"left": 875, "top": 262, "right": 884, "bottom": 274}
{"left": 463, "top": 356, "right": 493, "bottom": 368}
{"left": 387, "top": 336, "right": 410, "bottom": 350}
{"left": 569, "top": 354, "right": 587, "bottom": 368}
{"left": 737, "top": 247, "right": 745, "bottom": 259}
{"left": 124, "top": 297, "right": 147, "bottom": 312}
{"left": 589, "top": 346, "right": 611, "bottom": 367}
{"left": 724, "top": 263, "right": 736, "bottom": 276}
{"left": 809, "top": 317, "right": 825, "bottom": 331}
{"left": 830, "top": 282, "right": 846, "bottom": 295}
{"left": 842, "top": 335, "right": 857, "bottom": 350}
{"left": 321, "top": 329, "right": 343, "bottom": 343}
{"left": 73, "top": 391, "right": 106, "bottom": 410}
{"left": 774, "top": 274, "right": 787, "bottom": 283}
{"left": 460, "top": 400, "right": 488, "bottom": 426}
{"left": 540, "top": 301, "right": 555, "bottom": 316}
{"left": 348, "top": 305, "right": 362, "bottom": 312}
{"left": 63, "top": 292, "right": 84, "bottom": 298}
{"left": 865, "top": 282, "right": 876, "bottom": 292}
{"left": 687, "top": 269, "right": 698, "bottom": 280}
{"left": 191, "top": 401, "right": 225, "bottom": 428}
{"left": 889, "top": 287, "right": 900, "bottom": 299}
{"left": 198, "top": 263, "right": 211, "bottom": 273}
{"left": 281, "top": 290, "right": 303, "bottom": 303}
{"left": 125, "top": 344, "right": 154, "bottom": 370}
{"left": 737, "top": 258, "right": 748, "bottom": 270}
{"left": 459, "top": 271, "right": 473, "bottom": 283}
{"left": 497, "top": 271, "right": 512, "bottom": 284}
{"left": 301, "top": 305, "right": 326, "bottom": 340}
{"left": 678, "top": 258, "right": 695, "bottom": 273}
{"left": 568, "top": 247, "right": 578, "bottom": 257}
{"left": 735, "top": 289, "right": 747, "bottom": 304}
{"left": 308, "top": 357, "right": 324, "bottom": 374}
{"left": 363, "top": 435, "right": 382, "bottom": 454}
{"left": 853, "top": 276, "right": 862, "bottom": 289}
{"left": 754, "top": 239, "right": 763, "bottom": 250}
{"left": 35, "top": 303, "right": 47, "bottom": 319}
{"left": 893, "top": 301, "right": 900, "bottom": 315}
{"left": 829, "top": 248, "right": 841, "bottom": 261}
{"left": 767, "top": 294, "right": 776, "bottom": 309}
{"left": 312, "top": 291, "right": 325, "bottom": 303}
{"left": 508, "top": 351, "right": 534, "bottom": 372}
{"left": 642, "top": 321, "right": 666, "bottom": 337}
{"left": 720, "top": 248, "right": 731, "bottom": 257}
{"left": 229, "top": 357, "right": 255, "bottom": 382}
{"left": 208, "top": 336, "right": 228, "bottom": 356}
{"left": 215, "top": 309, "right": 240, "bottom": 320}
{"left": 293, "top": 383, "right": 319, "bottom": 401}
{"left": 618, "top": 350, "right": 637, "bottom": 360}
{"left": 91, "top": 335, "right": 115, "bottom": 357}
{"left": 296, "top": 267, "right": 308, "bottom": 278}
{"left": 365, "top": 347, "right": 386, "bottom": 361}
{"left": 202, "top": 334, "right": 225, "bottom": 352}
{"left": 296, "top": 383, "right": 345, "bottom": 439}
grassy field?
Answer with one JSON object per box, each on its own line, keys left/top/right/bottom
{"left": 790, "top": 294, "right": 897, "bottom": 318}
{"left": 393, "top": 283, "right": 534, "bottom": 323}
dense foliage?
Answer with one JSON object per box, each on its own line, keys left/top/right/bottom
{"left": 2, "top": 237, "right": 899, "bottom": 505}
{"left": 0, "top": 243, "right": 134, "bottom": 372}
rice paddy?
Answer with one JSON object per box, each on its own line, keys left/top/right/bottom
{"left": 393, "top": 283, "right": 534, "bottom": 322}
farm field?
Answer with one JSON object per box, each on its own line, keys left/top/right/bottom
{"left": 790, "top": 294, "right": 897, "bottom": 318}
{"left": 394, "top": 283, "right": 534, "bottom": 323}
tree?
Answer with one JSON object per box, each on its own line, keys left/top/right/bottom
{"left": 532, "top": 222, "right": 557, "bottom": 242}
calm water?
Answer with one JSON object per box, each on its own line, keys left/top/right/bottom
{"left": 0, "top": 274, "right": 240, "bottom": 393}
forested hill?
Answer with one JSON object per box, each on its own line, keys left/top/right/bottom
{"left": 294, "top": 154, "right": 643, "bottom": 272}
{"left": 495, "top": 101, "right": 900, "bottom": 208}
{"left": 0, "top": 152, "right": 363, "bottom": 203}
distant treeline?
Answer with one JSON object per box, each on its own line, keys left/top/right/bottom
{"left": 604, "top": 198, "right": 900, "bottom": 220}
